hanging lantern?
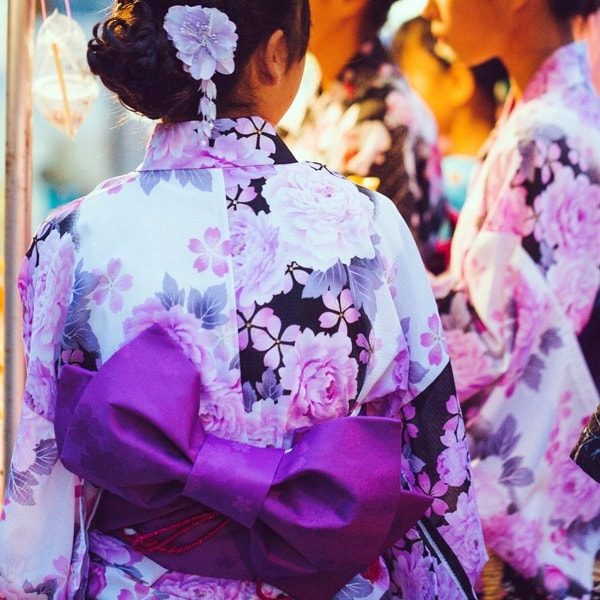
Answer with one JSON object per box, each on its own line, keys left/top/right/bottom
{"left": 32, "top": 6, "right": 99, "bottom": 137}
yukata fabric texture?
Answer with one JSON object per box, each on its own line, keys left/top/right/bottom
{"left": 283, "top": 39, "right": 446, "bottom": 274}
{"left": 432, "top": 42, "right": 600, "bottom": 599}
{"left": 0, "top": 117, "right": 487, "bottom": 599}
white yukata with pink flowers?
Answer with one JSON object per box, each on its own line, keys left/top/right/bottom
{"left": 0, "top": 116, "right": 486, "bottom": 599}
{"left": 433, "top": 42, "right": 600, "bottom": 599}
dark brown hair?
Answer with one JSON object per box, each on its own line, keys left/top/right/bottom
{"left": 87, "top": 0, "right": 310, "bottom": 120}
{"left": 549, "top": 0, "right": 600, "bottom": 19}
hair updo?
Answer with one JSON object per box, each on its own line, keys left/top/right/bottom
{"left": 87, "top": 0, "right": 310, "bottom": 121}
{"left": 549, "top": 0, "right": 600, "bottom": 19}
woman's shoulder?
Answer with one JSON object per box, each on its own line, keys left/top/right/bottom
{"left": 512, "top": 85, "right": 600, "bottom": 142}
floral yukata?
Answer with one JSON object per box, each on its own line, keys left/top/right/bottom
{"left": 432, "top": 42, "right": 600, "bottom": 598}
{"left": 283, "top": 39, "right": 446, "bottom": 274}
{"left": 0, "top": 117, "right": 486, "bottom": 599}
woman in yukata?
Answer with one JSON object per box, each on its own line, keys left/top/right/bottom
{"left": 283, "top": 0, "right": 447, "bottom": 274}
{"left": 423, "top": 0, "right": 600, "bottom": 597}
{"left": 0, "top": 0, "right": 487, "bottom": 598}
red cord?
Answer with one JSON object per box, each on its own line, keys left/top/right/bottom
{"left": 127, "top": 511, "right": 231, "bottom": 555}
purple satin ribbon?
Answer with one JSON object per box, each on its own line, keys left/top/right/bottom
{"left": 55, "top": 324, "right": 432, "bottom": 600}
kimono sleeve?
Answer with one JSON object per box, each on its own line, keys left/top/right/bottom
{"left": 366, "top": 197, "right": 487, "bottom": 595}
{"left": 0, "top": 222, "right": 88, "bottom": 599}
{"left": 436, "top": 117, "right": 600, "bottom": 404}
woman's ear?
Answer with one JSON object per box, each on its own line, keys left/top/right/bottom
{"left": 254, "top": 29, "right": 289, "bottom": 85}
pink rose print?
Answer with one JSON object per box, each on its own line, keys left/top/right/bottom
{"left": 484, "top": 512, "right": 542, "bottom": 579}
{"left": 123, "top": 298, "right": 216, "bottom": 377}
{"left": 548, "top": 457, "right": 600, "bottom": 523}
{"left": 437, "top": 438, "right": 469, "bottom": 487}
{"left": 23, "top": 358, "right": 56, "bottom": 420}
{"left": 263, "top": 164, "right": 375, "bottom": 271}
{"left": 281, "top": 328, "right": 358, "bottom": 427}
{"left": 535, "top": 164, "right": 600, "bottom": 262}
{"left": 393, "top": 543, "right": 436, "bottom": 599}
{"left": 92, "top": 258, "right": 133, "bottom": 313}
{"left": 229, "top": 209, "right": 288, "bottom": 309}
{"left": 200, "top": 370, "right": 246, "bottom": 441}
{"left": 547, "top": 258, "right": 599, "bottom": 334}
{"left": 420, "top": 313, "right": 448, "bottom": 366}
{"left": 189, "top": 227, "right": 231, "bottom": 277}
{"left": 439, "top": 492, "right": 487, "bottom": 584}
{"left": 319, "top": 289, "right": 360, "bottom": 334}
{"left": 155, "top": 572, "right": 248, "bottom": 599}
{"left": 31, "top": 230, "right": 77, "bottom": 360}
{"left": 247, "top": 398, "right": 284, "bottom": 448}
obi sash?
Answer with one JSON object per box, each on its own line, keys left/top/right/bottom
{"left": 55, "top": 324, "right": 432, "bottom": 600}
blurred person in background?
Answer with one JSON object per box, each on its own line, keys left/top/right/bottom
{"left": 423, "top": 0, "right": 600, "bottom": 596}
{"left": 283, "top": 0, "right": 447, "bottom": 274}
{"left": 392, "top": 16, "right": 508, "bottom": 266}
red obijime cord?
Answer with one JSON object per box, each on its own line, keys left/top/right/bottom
{"left": 125, "top": 510, "right": 230, "bottom": 554}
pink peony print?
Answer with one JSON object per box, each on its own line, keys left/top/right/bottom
{"left": 199, "top": 370, "right": 246, "bottom": 441}
{"left": 155, "top": 572, "right": 248, "bottom": 599}
{"left": 547, "top": 258, "right": 599, "bottom": 334}
{"left": 535, "top": 164, "right": 600, "bottom": 263}
{"left": 437, "top": 438, "right": 470, "bottom": 487}
{"left": 18, "top": 257, "right": 34, "bottom": 352}
{"left": 548, "top": 457, "right": 600, "bottom": 523}
{"left": 280, "top": 328, "right": 358, "bottom": 427}
{"left": 92, "top": 258, "right": 133, "bottom": 313}
{"left": 144, "top": 121, "right": 206, "bottom": 169}
{"left": 471, "top": 455, "right": 511, "bottom": 522}
{"left": 263, "top": 164, "right": 375, "bottom": 271}
{"left": 246, "top": 397, "right": 285, "bottom": 448}
{"left": 189, "top": 227, "right": 231, "bottom": 277}
{"left": 444, "top": 330, "right": 495, "bottom": 401}
{"left": 484, "top": 512, "right": 542, "bottom": 579}
{"left": 439, "top": 491, "right": 487, "bottom": 584}
{"left": 420, "top": 313, "right": 448, "bottom": 366}
{"left": 393, "top": 543, "right": 436, "bottom": 599}
{"left": 30, "top": 230, "right": 77, "bottom": 360}
{"left": 229, "top": 209, "right": 288, "bottom": 308}
{"left": 23, "top": 358, "right": 56, "bottom": 420}
{"left": 123, "top": 298, "right": 216, "bottom": 378}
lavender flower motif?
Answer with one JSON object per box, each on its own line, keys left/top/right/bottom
{"left": 164, "top": 5, "right": 238, "bottom": 138}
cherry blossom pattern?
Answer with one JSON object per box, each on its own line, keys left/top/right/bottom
{"left": 92, "top": 258, "right": 133, "bottom": 313}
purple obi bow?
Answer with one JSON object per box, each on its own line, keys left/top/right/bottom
{"left": 55, "top": 324, "right": 432, "bottom": 600}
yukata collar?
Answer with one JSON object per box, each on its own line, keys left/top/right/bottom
{"left": 521, "top": 41, "right": 590, "bottom": 103}
{"left": 138, "top": 116, "right": 297, "bottom": 172}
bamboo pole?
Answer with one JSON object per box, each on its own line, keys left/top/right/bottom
{"left": 2, "top": 0, "right": 35, "bottom": 493}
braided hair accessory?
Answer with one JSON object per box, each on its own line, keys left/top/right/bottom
{"left": 164, "top": 5, "right": 238, "bottom": 138}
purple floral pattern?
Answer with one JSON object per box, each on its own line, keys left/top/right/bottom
{"left": 434, "top": 42, "right": 600, "bottom": 597}
{"left": 0, "top": 116, "right": 485, "bottom": 598}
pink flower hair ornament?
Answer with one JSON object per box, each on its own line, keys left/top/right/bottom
{"left": 163, "top": 4, "right": 238, "bottom": 139}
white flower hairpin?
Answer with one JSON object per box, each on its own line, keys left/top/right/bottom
{"left": 164, "top": 4, "right": 238, "bottom": 139}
